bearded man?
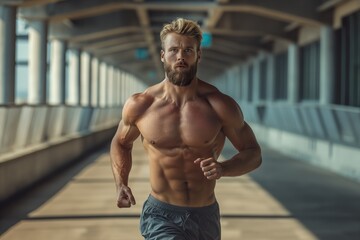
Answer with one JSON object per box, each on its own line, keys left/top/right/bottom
{"left": 110, "top": 18, "right": 262, "bottom": 240}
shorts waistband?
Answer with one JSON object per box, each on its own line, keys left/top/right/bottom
{"left": 146, "top": 194, "right": 218, "bottom": 214}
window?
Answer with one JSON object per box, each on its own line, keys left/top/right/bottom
{"left": 299, "top": 41, "right": 320, "bottom": 101}
{"left": 259, "top": 59, "right": 267, "bottom": 100}
{"left": 15, "top": 19, "right": 29, "bottom": 104}
{"left": 334, "top": 10, "right": 360, "bottom": 107}
{"left": 248, "top": 65, "right": 253, "bottom": 101}
{"left": 274, "top": 52, "right": 288, "bottom": 100}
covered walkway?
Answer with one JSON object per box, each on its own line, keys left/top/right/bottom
{"left": 1, "top": 0, "right": 360, "bottom": 239}
{"left": 1, "top": 139, "right": 360, "bottom": 240}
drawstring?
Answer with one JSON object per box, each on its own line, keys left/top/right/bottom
{"left": 182, "top": 211, "right": 191, "bottom": 230}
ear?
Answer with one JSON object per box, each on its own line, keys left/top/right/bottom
{"left": 160, "top": 50, "right": 165, "bottom": 63}
{"left": 197, "top": 49, "right": 201, "bottom": 63}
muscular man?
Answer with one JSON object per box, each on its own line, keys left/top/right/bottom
{"left": 110, "top": 18, "right": 262, "bottom": 240}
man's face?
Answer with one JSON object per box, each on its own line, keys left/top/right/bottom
{"left": 161, "top": 33, "right": 201, "bottom": 86}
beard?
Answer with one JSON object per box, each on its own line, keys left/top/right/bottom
{"left": 164, "top": 60, "right": 198, "bottom": 86}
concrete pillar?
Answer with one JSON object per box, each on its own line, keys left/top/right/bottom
{"left": 131, "top": 76, "right": 136, "bottom": 95}
{"left": 28, "top": 20, "right": 48, "bottom": 104}
{"left": 0, "top": 6, "right": 16, "bottom": 104}
{"left": 81, "top": 51, "right": 91, "bottom": 106}
{"left": 107, "top": 65, "right": 114, "bottom": 107}
{"left": 229, "top": 67, "right": 239, "bottom": 99}
{"left": 99, "top": 62, "right": 107, "bottom": 107}
{"left": 49, "top": 39, "right": 66, "bottom": 105}
{"left": 320, "top": 26, "right": 335, "bottom": 105}
{"left": 121, "top": 72, "right": 127, "bottom": 104}
{"left": 113, "top": 68, "right": 119, "bottom": 106}
{"left": 91, "top": 57, "right": 99, "bottom": 107}
{"left": 287, "top": 44, "right": 299, "bottom": 103}
{"left": 120, "top": 71, "right": 126, "bottom": 105}
{"left": 266, "top": 54, "right": 275, "bottom": 102}
{"left": 234, "top": 66, "right": 241, "bottom": 101}
{"left": 115, "top": 69, "right": 121, "bottom": 106}
{"left": 67, "top": 48, "right": 81, "bottom": 105}
{"left": 241, "top": 65, "right": 249, "bottom": 102}
{"left": 252, "top": 58, "right": 261, "bottom": 103}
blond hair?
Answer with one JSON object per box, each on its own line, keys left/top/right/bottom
{"left": 160, "top": 18, "right": 202, "bottom": 50}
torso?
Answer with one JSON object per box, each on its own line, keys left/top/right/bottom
{"left": 134, "top": 80, "right": 226, "bottom": 207}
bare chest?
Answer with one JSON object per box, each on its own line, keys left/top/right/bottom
{"left": 136, "top": 100, "right": 222, "bottom": 148}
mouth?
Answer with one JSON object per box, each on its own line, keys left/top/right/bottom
{"left": 174, "top": 64, "right": 187, "bottom": 68}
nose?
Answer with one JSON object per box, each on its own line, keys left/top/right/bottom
{"left": 176, "top": 50, "right": 185, "bottom": 61}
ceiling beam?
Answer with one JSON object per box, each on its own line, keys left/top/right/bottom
{"left": 51, "top": 24, "right": 143, "bottom": 43}
{"left": 83, "top": 34, "right": 145, "bottom": 51}
{"left": 19, "top": 1, "right": 327, "bottom": 26}
{"left": 136, "top": 7, "right": 163, "bottom": 81}
{"left": 209, "top": 27, "right": 295, "bottom": 43}
{"left": 202, "top": 50, "right": 246, "bottom": 64}
{"left": 212, "top": 38, "right": 269, "bottom": 52}
{"left": 0, "top": 0, "right": 61, "bottom": 7}
{"left": 317, "top": 0, "right": 347, "bottom": 12}
{"left": 95, "top": 41, "right": 148, "bottom": 57}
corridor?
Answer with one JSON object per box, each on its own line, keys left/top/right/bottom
{"left": 1, "top": 139, "right": 360, "bottom": 240}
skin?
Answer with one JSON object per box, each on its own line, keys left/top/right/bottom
{"left": 110, "top": 32, "right": 262, "bottom": 208}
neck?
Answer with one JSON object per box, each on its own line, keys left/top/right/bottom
{"left": 162, "top": 77, "right": 198, "bottom": 106}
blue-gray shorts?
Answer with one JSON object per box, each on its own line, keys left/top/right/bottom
{"left": 140, "top": 195, "right": 221, "bottom": 240}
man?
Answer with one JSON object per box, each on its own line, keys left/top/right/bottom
{"left": 110, "top": 18, "right": 262, "bottom": 240}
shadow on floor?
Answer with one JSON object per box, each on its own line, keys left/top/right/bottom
{"left": 0, "top": 145, "right": 109, "bottom": 236}
{"left": 221, "top": 141, "right": 360, "bottom": 240}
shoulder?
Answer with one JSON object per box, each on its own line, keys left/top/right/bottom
{"left": 122, "top": 90, "right": 154, "bottom": 125}
{"left": 198, "top": 80, "right": 244, "bottom": 126}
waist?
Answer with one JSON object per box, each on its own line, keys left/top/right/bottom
{"left": 147, "top": 194, "right": 219, "bottom": 214}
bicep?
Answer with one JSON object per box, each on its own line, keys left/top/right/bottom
{"left": 223, "top": 121, "right": 259, "bottom": 152}
{"left": 214, "top": 96, "right": 259, "bottom": 151}
{"left": 113, "top": 120, "right": 140, "bottom": 148}
{"left": 113, "top": 93, "right": 149, "bottom": 147}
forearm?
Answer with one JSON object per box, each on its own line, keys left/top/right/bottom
{"left": 220, "top": 147, "right": 262, "bottom": 177}
{"left": 110, "top": 139, "right": 133, "bottom": 188}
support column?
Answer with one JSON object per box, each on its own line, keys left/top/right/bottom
{"left": 227, "top": 68, "right": 237, "bottom": 99}
{"left": 252, "top": 58, "right": 261, "bottom": 103}
{"left": 266, "top": 54, "right": 275, "bottom": 102}
{"left": 121, "top": 72, "right": 127, "bottom": 104}
{"left": 320, "top": 26, "right": 335, "bottom": 104}
{"left": 91, "top": 57, "right": 99, "bottom": 107}
{"left": 67, "top": 48, "right": 81, "bottom": 105}
{"left": 99, "top": 62, "right": 107, "bottom": 107}
{"left": 81, "top": 51, "right": 91, "bottom": 106}
{"left": 107, "top": 65, "right": 114, "bottom": 107}
{"left": 120, "top": 71, "right": 126, "bottom": 105}
{"left": 49, "top": 39, "right": 66, "bottom": 105}
{"left": 241, "top": 65, "right": 249, "bottom": 102}
{"left": 0, "top": 6, "right": 16, "bottom": 104}
{"left": 115, "top": 69, "right": 120, "bottom": 106}
{"left": 28, "top": 20, "right": 48, "bottom": 104}
{"left": 287, "top": 44, "right": 299, "bottom": 103}
{"left": 234, "top": 66, "right": 241, "bottom": 101}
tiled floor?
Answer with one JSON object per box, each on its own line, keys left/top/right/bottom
{"left": 1, "top": 139, "right": 360, "bottom": 240}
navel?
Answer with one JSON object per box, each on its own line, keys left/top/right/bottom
{"left": 184, "top": 181, "right": 190, "bottom": 201}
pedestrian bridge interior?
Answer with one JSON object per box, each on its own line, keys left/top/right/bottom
{"left": 0, "top": 0, "right": 360, "bottom": 239}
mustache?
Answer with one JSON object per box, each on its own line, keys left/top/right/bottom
{"left": 174, "top": 62, "right": 188, "bottom": 67}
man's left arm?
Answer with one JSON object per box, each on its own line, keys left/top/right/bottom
{"left": 197, "top": 93, "right": 262, "bottom": 179}
{"left": 220, "top": 120, "right": 262, "bottom": 177}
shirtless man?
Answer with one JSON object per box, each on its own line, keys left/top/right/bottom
{"left": 110, "top": 18, "right": 262, "bottom": 240}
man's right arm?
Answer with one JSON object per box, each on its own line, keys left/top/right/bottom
{"left": 110, "top": 95, "right": 144, "bottom": 208}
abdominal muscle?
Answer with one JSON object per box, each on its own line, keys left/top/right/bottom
{"left": 143, "top": 140, "right": 218, "bottom": 207}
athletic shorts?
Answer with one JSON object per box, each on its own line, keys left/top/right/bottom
{"left": 140, "top": 195, "right": 221, "bottom": 240}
